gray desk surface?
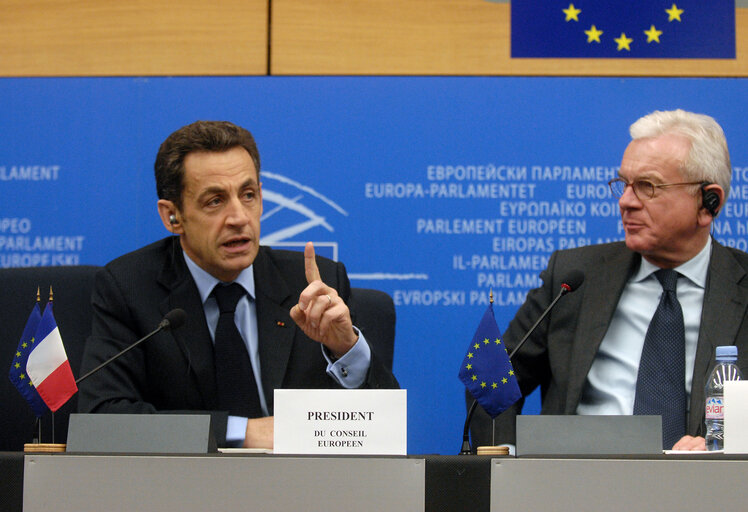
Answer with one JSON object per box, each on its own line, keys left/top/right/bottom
{"left": 12, "top": 452, "right": 748, "bottom": 512}
{"left": 24, "top": 454, "right": 425, "bottom": 512}
{"left": 492, "top": 457, "right": 748, "bottom": 511}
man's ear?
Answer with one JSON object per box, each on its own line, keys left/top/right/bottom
{"left": 157, "top": 199, "right": 183, "bottom": 234}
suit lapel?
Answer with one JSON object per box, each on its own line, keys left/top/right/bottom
{"left": 157, "top": 241, "right": 217, "bottom": 409}
{"left": 565, "top": 246, "right": 640, "bottom": 413}
{"left": 689, "top": 241, "right": 748, "bottom": 432}
{"left": 253, "top": 248, "right": 296, "bottom": 414}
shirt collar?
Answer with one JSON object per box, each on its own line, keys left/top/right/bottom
{"left": 631, "top": 237, "right": 711, "bottom": 288}
{"left": 182, "top": 250, "right": 256, "bottom": 304}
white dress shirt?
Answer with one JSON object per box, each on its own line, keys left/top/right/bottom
{"left": 576, "top": 238, "right": 711, "bottom": 415}
{"left": 182, "top": 251, "right": 371, "bottom": 442}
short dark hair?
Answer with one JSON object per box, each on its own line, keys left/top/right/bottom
{"left": 154, "top": 120, "right": 261, "bottom": 209}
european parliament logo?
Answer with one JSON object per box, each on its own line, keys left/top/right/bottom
{"left": 511, "top": 1, "right": 735, "bottom": 59}
{"left": 259, "top": 170, "right": 348, "bottom": 261}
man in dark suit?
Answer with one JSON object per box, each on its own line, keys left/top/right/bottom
{"left": 470, "top": 109, "right": 747, "bottom": 451}
{"left": 78, "top": 121, "right": 398, "bottom": 448}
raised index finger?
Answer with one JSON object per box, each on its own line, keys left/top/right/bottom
{"left": 304, "top": 241, "right": 322, "bottom": 283}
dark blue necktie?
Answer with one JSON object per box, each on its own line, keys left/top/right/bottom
{"left": 212, "top": 283, "right": 263, "bottom": 418}
{"left": 633, "top": 269, "right": 687, "bottom": 450}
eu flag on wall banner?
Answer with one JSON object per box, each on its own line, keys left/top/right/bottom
{"left": 8, "top": 302, "right": 50, "bottom": 417}
{"left": 458, "top": 303, "right": 522, "bottom": 418}
{"left": 511, "top": 1, "right": 736, "bottom": 59}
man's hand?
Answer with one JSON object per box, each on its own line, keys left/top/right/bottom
{"left": 671, "top": 435, "right": 706, "bottom": 451}
{"left": 289, "top": 242, "right": 358, "bottom": 358}
{"left": 243, "top": 416, "right": 274, "bottom": 449}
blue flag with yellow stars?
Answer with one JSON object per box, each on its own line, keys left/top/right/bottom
{"left": 511, "top": 1, "right": 735, "bottom": 59}
{"left": 458, "top": 303, "right": 522, "bottom": 418}
{"left": 8, "top": 303, "right": 50, "bottom": 417}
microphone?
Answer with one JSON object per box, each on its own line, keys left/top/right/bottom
{"left": 507, "top": 269, "right": 584, "bottom": 360}
{"left": 460, "top": 270, "right": 585, "bottom": 454}
{"left": 75, "top": 308, "right": 187, "bottom": 385}
{"left": 157, "top": 308, "right": 187, "bottom": 331}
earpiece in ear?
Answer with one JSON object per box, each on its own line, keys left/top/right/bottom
{"left": 701, "top": 183, "right": 720, "bottom": 217}
{"left": 169, "top": 214, "right": 178, "bottom": 225}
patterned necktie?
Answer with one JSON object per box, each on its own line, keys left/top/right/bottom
{"left": 212, "top": 283, "right": 262, "bottom": 418}
{"left": 633, "top": 269, "right": 687, "bottom": 450}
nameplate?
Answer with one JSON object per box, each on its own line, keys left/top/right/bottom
{"left": 516, "top": 415, "right": 662, "bottom": 456}
{"left": 724, "top": 381, "right": 748, "bottom": 453}
{"left": 273, "top": 389, "right": 407, "bottom": 455}
{"left": 66, "top": 413, "right": 217, "bottom": 453}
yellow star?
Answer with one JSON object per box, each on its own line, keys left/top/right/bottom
{"left": 481, "top": 381, "right": 487, "bottom": 388}
{"left": 644, "top": 25, "right": 662, "bottom": 43}
{"left": 563, "top": 3, "right": 581, "bottom": 22}
{"left": 467, "top": 352, "right": 474, "bottom": 359}
{"left": 14, "top": 362, "right": 20, "bottom": 369}
{"left": 502, "top": 377, "right": 508, "bottom": 384}
{"left": 615, "top": 32, "right": 633, "bottom": 51}
{"left": 585, "top": 25, "right": 603, "bottom": 43}
{"left": 492, "top": 382, "right": 498, "bottom": 389}
{"left": 19, "top": 373, "right": 25, "bottom": 380}
{"left": 509, "top": 370, "right": 515, "bottom": 376}
{"left": 29, "top": 382, "right": 34, "bottom": 387}
{"left": 666, "top": 3, "right": 684, "bottom": 22}
{"left": 16, "top": 351, "right": 21, "bottom": 357}
{"left": 471, "top": 375, "right": 478, "bottom": 381}
{"left": 466, "top": 363, "right": 472, "bottom": 370}
{"left": 494, "top": 338, "right": 501, "bottom": 345}
{"left": 483, "top": 337, "right": 490, "bottom": 345}
{"left": 22, "top": 342, "right": 27, "bottom": 349}
{"left": 473, "top": 342, "right": 480, "bottom": 350}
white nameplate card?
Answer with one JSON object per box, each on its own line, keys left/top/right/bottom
{"left": 724, "top": 380, "right": 748, "bottom": 453}
{"left": 273, "top": 389, "right": 407, "bottom": 455}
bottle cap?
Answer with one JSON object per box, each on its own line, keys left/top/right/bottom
{"left": 716, "top": 345, "right": 738, "bottom": 359}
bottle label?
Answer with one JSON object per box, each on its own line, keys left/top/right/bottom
{"left": 706, "top": 397, "right": 724, "bottom": 420}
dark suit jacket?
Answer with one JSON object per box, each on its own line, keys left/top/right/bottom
{"left": 470, "top": 239, "right": 748, "bottom": 446}
{"left": 78, "top": 237, "right": 399, "bottom": 442}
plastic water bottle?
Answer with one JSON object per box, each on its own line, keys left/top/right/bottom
{"left": 705, "top": 346, "right": 743, "bottom": 451}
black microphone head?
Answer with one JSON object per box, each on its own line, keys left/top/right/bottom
{"left": 162, "top": 308, "right": 187, "bottom": 330}
{"left": 561, "top": 270, "right": 585, "bottom": 293}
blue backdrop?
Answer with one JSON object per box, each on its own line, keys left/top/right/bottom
{"left": 2, "top": 77, "right": 747, "bottom": 455}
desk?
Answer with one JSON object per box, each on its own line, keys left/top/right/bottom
{"left": 7, "top": 452, "right": 748, "bottom": 511}
{"left": 23, "top": 454, "right": 424, "bottom": 512}
{"left": 492, "top": 456, "right": 748, "bottom": 511}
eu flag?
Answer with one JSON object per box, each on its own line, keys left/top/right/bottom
{"left": 458, "top": 303, "right": 522, "bottom": 418}
{"left": 8, "top": 303, "right": 50, "bottom": 417}
{"left": 511, "top": 1, "right": 735, "bottom": 59}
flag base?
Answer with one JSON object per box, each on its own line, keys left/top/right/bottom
{"left": 24, "top": 443, "right": 66, "bottom": 453}
{"left": 476, "top": 445, "right": 509, "bottom": 456}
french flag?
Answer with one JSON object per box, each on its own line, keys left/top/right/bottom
{"left": 26, "top": 303, "right": 78, "bottom": 411}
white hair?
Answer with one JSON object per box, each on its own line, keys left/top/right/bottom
{"left": 629, "top": 109, "right": 731, "bottom": 197}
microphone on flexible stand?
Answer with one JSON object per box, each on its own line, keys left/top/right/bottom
{"left": 75, "top": 308, "right": 187, "bottom": 385}
{"left": 460, "top": 270, "right": 585, "bottom": 454}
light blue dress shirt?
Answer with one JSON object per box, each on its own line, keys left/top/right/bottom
{"left": 576, "top": 238, "right": 711, "bottom": 416}
{"left": 182, "top": 251, "right": 371, "bottom": 443}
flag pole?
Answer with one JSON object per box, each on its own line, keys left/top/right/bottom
{"left": 459, "top": 289, "right": 514, "bottom": 456}
{"left": 24, "top": 285, "right": 67, "bottom": 453}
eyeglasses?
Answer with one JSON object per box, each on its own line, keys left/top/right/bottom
{"left": 608, "top": 177, "right": 704, "bottom": 200}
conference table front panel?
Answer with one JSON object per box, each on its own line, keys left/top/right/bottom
{"left": 491, "top": 456, "right": 748, "bottom": 511}
{"left": 23, "top": 454, "right": 425, "bottom": 512}
{"left": 17, "top": 452, "right": 748, "bottom": 511}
